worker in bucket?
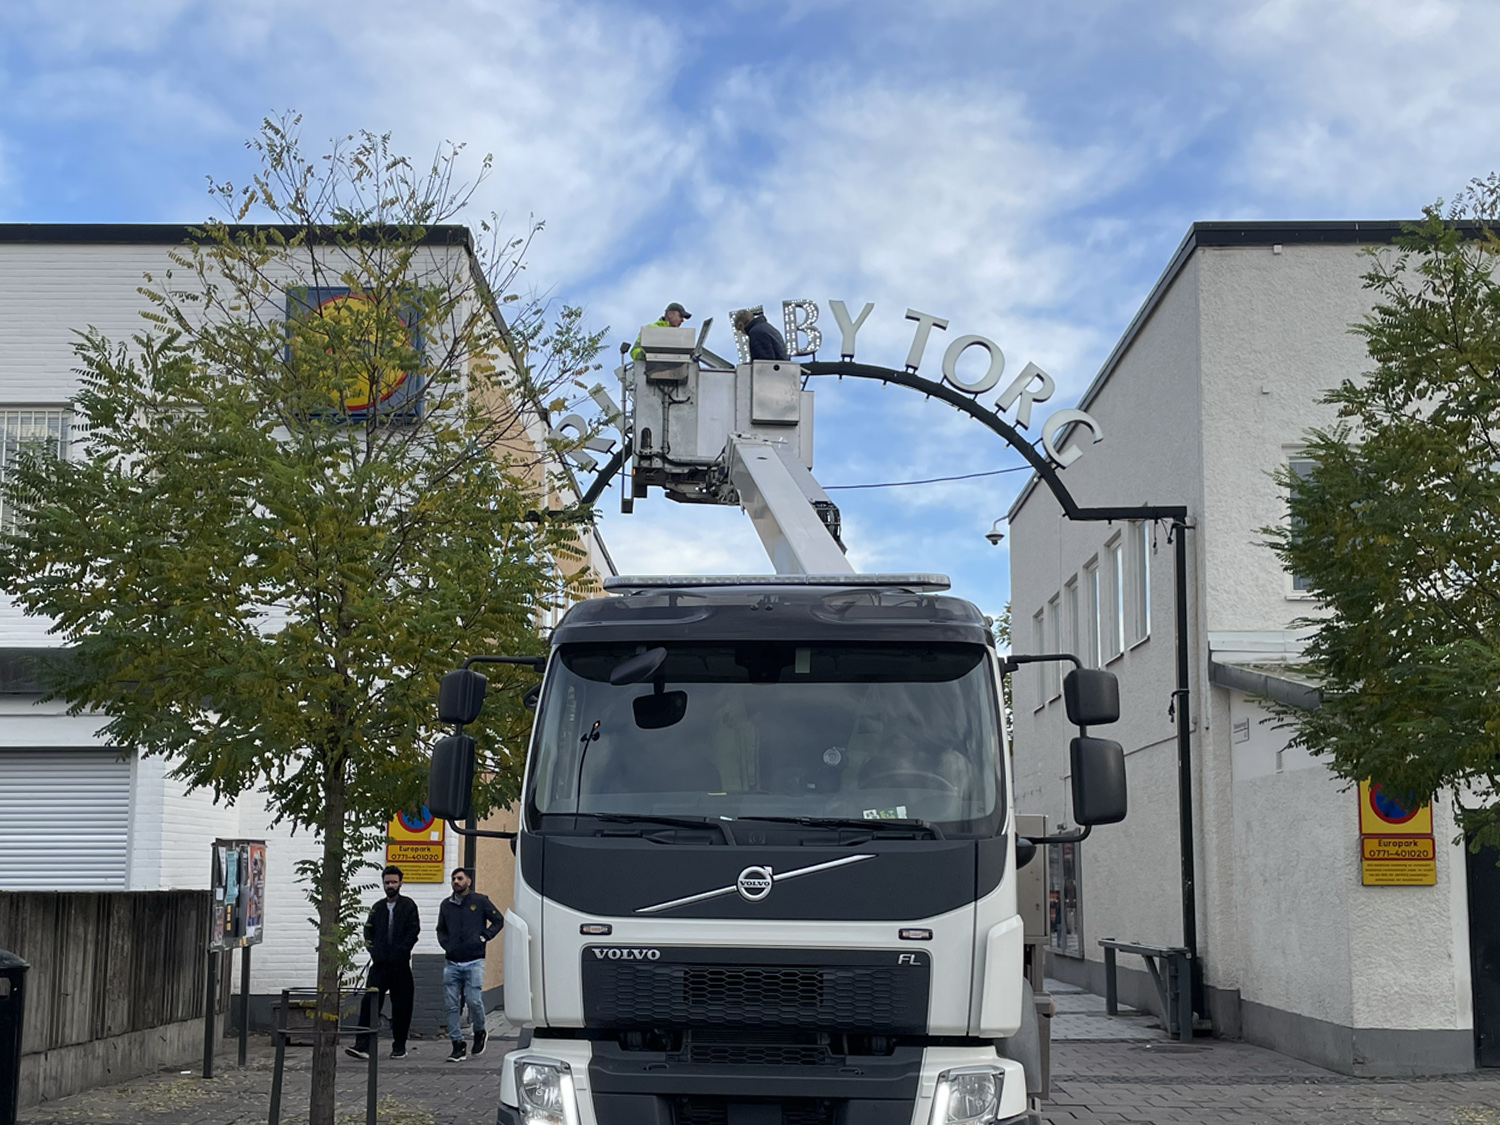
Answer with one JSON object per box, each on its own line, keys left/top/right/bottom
{"left": 733, "top": 307, "right": 789, "bottom": 361}
{"left": 631, "top": 301, "right": 692, "bottom": 360}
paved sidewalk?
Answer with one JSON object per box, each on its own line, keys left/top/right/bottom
{"left": 1042, "top": 980, "right": 1500, "bottom": 1124}
{"left": 19, "top": 1026, "right": 520, "bottom": 1125}
{"left": 17, "top": 992, "right": 1500, "bottom": 1125}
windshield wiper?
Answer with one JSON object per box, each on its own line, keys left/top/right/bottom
{"left": 578, "top": 812, "right": 737, "bottom": 845}
{"left": 733, "top": 815, "right": 943, "bottom": 840}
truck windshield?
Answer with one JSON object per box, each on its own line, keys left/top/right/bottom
{"left": 525, "top": 642, "right": 1002, "bottom": 837}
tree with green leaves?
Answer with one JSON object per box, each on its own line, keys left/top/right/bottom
{"left": 1265, "top": 181, "right": 1500, "bottom": 854}
{"left": 0, "top": 117, "right": 606, "bottom": 1123}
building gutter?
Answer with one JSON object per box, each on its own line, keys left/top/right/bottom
{"left": 1208, "top": 660, "right": 1321, "bottom": 711}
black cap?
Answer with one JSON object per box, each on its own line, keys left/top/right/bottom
{"left": 665, "top": 302, "right": 692, "bottom": 320}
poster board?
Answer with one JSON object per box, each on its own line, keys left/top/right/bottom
{"left": 211, "top": 839, "right": 268, "bottom": 949}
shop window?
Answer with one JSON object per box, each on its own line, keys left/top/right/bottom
{"left": 1048, "top": 838, "right": 1083, "bottom": 956}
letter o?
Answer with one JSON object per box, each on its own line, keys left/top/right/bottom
{"left": 941, "top": 335, "right": 1006, "bottom": 395}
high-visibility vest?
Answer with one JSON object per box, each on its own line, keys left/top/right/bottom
{"left": 631, "top": 318, "right": 672, "bottom": 360}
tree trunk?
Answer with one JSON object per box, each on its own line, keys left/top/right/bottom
{"left": 308, "top": 755, "right": 348, "bottom": 1125}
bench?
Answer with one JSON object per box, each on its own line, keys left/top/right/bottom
{"left": 1098, "top": 939, "right": 1193, "bottom": 1042}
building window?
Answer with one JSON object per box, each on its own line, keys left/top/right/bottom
{"left": 1083, "top": 559, "right": 1101, "bottom": 668}
{"left": 1128, "top": 520, "right": 1150, "bottom": 646}
{"left": 1064, "top": 577, "right": 1080, "bottom": 664}
{"left": 0, "top": 409, "right": 69, "bottom": 530}
{"left": 1032, "top": 609, "right": 1045, "bottom": 710}
{"left": 1048, "top": 838, "right": 1083, "bottom": 956}
{"left": 1288, "top": 455, "right": 1318, "bottom": 594}
{"left": 1103, "top": 537, "right": 1124, "bottom": 662}
{"left": 1046, "top": 594, "right": 1062, "bottom": 700}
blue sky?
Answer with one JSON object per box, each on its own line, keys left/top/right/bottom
{"left": 4, "top": 0, "right": 1498, "bottom": 617}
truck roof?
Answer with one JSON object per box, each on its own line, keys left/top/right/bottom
{"left": 551, "top": 577, "right": 994, "bottom": 647}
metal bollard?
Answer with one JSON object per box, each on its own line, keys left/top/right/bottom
{"left": 267, "top": 989, "right": 289, "bottom": 1125}
{"left": 0, "top": 949, "right": 30, "bottom": 1125}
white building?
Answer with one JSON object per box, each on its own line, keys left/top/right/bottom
{"left": 0, "top": 224, "right": 611, "bottom": 1025}
{"left": 1009, "top": 221, "right": 1496, "bottom": 1075}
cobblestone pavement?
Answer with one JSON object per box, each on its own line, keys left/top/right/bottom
{"left": 18, "top": 1000, "right": 1500, "bottom": 1125}
{"left": 19, "top": 1027, "right": 520, "bottom": 1125}
{"left": 1045, "top": 1038, "right": 1500, "bottom": 1125}
{"left": 1043, "top": 981, "right": 1500, "bottom": 1125}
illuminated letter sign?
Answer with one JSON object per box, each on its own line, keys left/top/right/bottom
{"left": 782, "top": 299, "right": 823, "bottom": 357}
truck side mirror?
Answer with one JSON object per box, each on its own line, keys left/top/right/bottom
{"left": 438, "top": 669, "right": 488, "bottom": 725}
{"left": 1070, "top": 736, "right": 1127, "bottom": 825}
{"left": 1063, "top": 668, "right": 1119, "bottom": 726}
{"left": 429, "top": 733, "right": 476, "bottom": 820}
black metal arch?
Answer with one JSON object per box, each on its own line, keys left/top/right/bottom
{"left": 580, "top": 356, "right": 1203, "bottom": 1021}
{"left": 800, "top": 361, "right": 1187, "bottom": 524}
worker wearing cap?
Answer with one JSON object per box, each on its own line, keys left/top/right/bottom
{"left": 631, "top": 302, "right": 692, "bottom": 360}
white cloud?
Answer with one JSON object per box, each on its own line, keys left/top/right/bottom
{"left": 1172, "top": 0, "right": 1500, "bottom": 208}
{"left": 14, "top": 0, "right": 1500, "bottom": 604}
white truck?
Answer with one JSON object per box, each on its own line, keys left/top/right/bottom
{"left": 429, "top": 325, "right": 1128, "bottom": 1125}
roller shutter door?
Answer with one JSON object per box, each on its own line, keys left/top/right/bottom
{"left": 0, "top": 749, "right": 132, "bottom": 888}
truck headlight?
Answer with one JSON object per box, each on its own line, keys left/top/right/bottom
{"left": 930, "top": 1065, "right": 1003, "bottom": 1125}
{"left": 514, "top": 1057, "right": 580, "bottom": 1125}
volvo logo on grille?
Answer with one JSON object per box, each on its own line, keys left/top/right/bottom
{"left": 591, "top": 947, "right": 661, "bottom": 960}
{"left": 736, "top": 865, "right": 774, "bottom": 901}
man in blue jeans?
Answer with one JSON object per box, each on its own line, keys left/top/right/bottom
{"left": 436, "top": 866, "right": 503, "bottom": 1062}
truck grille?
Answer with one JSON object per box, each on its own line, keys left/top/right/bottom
{"left": 672, "top": 1098, "right": 837, "bottom": 1125}
{"left": 686, "top": 1041, "right": 833, "bottom": 1067}
{"left": 581, "top": 947, "right": 929, "bottom": 1033}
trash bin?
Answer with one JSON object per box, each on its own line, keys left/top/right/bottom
{"left": 0, "top": 948, "right": 29, "bottom": 1125}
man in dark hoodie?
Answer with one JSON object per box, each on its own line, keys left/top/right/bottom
{"left": 346, "top": 865, "right": 420, "bottom": 1059}
{"left": 436, "top": 866, "right": 504, "bottom": 1062}
{"left": 733, "top": 307, "right": 789, "bottom": 361}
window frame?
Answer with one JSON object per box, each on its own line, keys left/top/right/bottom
{"left": 1103, "top": 535, "right": 1124, "bottom": 663}
{"left": 1286, "top": 452, "right": 1319, "bottom": 599}
{"left": 1031, "top": 608, "right": 1046, "bottom": 711}
{"left": 1127, "top": 520, "right": 1151, "bottom": 647}
{"left": 1064, "top": 577, "right": 1080, "bottom": 665}
{"left": 0, "top": 408, "right": 71, "bottom": 531}
{"left": 1045, "top": 593, "right": 1062, "bottom": 700}
{"left": 1083, "top": 558, "right": 1101, "bottom": 669}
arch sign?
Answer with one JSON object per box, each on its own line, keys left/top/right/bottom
{"left": 730, "top": 299, "right": 1104, "bottom": 469}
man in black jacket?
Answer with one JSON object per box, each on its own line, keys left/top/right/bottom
{"left": 437, "top": 866, "right": 504, "bottom": 1061}
{"left": 733, "top": 307, "right": 790, "bottom": 361}
{"left": 347, "top": 865, "right": 420, "bottom": 1059}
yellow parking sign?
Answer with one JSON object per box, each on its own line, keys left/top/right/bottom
{"left": 1357, "top": 781, "right": 1436, "bottom": 886}
{"left": 386, "top": 807, "right": 445, "bottom": 882}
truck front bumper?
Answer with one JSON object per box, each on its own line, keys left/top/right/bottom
{"left": 497, "top": 1040, "right": 1028, "bottom": 1125}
